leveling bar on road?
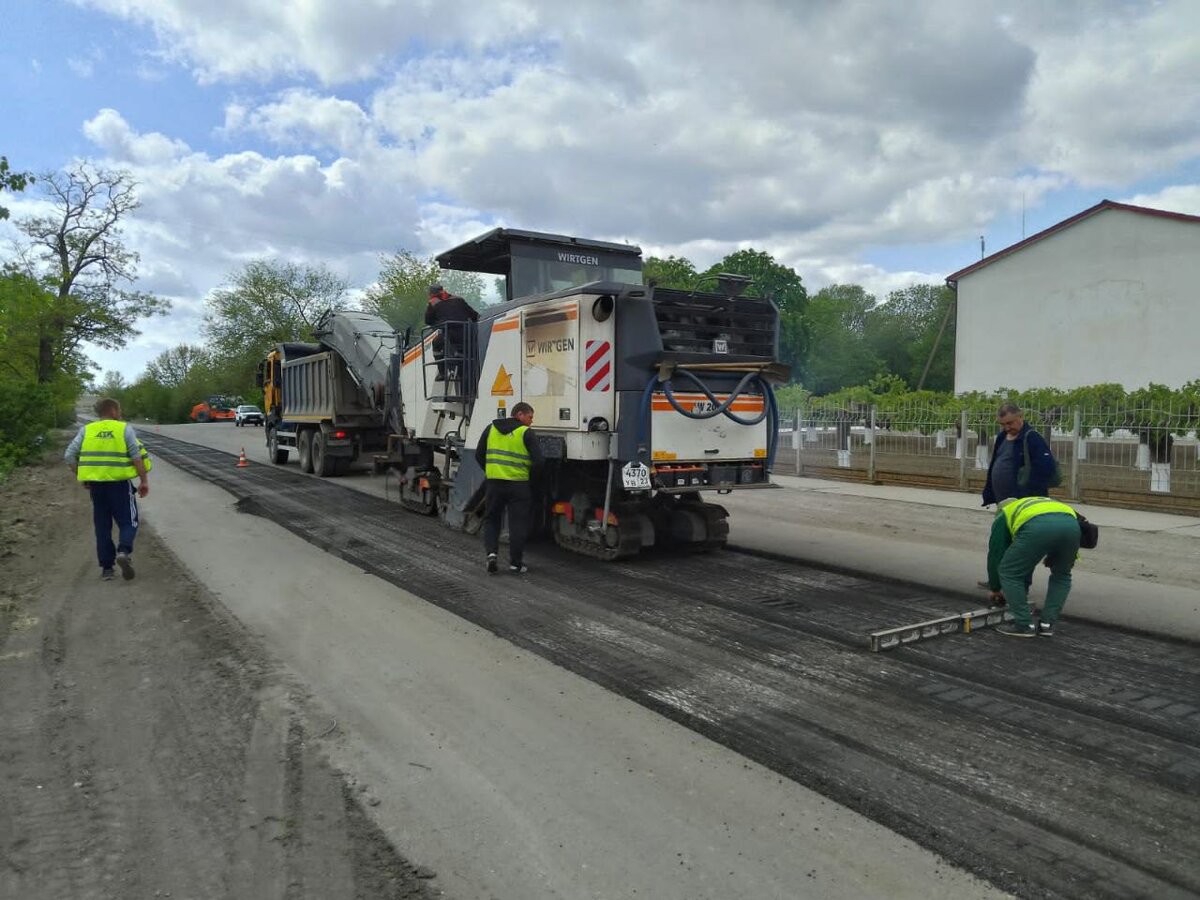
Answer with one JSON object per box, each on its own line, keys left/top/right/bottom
{"left": 868, "top": 607, "right": 1014, "bottom": 652}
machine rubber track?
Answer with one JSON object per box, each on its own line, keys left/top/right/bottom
{"left": 551, "top": 524, "right": 642, "bottom": 561}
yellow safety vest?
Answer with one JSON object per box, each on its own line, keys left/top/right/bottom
{"left": 1002, "top": 496, "right": 1076, "bottom": 536}
{"left": 77, "top": 420, "right": 138, "bottom": 481}
{"left": 485, "top": 425, "right": 532, "bottom": 481}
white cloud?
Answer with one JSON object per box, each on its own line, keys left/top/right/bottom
{"left": 38, "top": 0, "right": 1200, "bottom": 383}
{"left": 222, "top": 90, "right": 374, "bottom": 155}
{"left": 1121, "top": 185, "right": 1200, "bottom": 217}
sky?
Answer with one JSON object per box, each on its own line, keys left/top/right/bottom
{"left": 2, "top": 0, "right": 1199, "bottom": 381}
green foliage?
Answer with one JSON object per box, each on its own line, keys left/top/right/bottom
{"left": 0, "top": 155, "right": 34, "bottom": 220}
{"left": 0, "top": 270, "right": 80, "bottom": 473}
{"left": 643, "top": 255, "right": 699, "bottom": 289}
{"left": 801, "top": 285, "right": 883, "bottom": 394}
{"left": 203, "top": 259, "right": 349, "bottom": 391}
{"left": 362, "top": 250, "right": 485, "bottom": 336}
{"left": 705, "top": 249, "right": 807, "bottom": 314}
{"left": 863, "top": 284, "right": 955, "bottom": 392}
{"left": 785, "top": 380, "right": 1200, "bottom": 441}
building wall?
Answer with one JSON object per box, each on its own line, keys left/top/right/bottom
{"left": 954, "top": 209, "right": 1200, "bottom": 392}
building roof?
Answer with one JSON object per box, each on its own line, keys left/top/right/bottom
{"left": 946, "top": 199, "right": 1200, "bottom": 285}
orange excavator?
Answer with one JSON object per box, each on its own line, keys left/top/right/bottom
{"left": 190, "top": 394, "right": 238, "bottom": 423}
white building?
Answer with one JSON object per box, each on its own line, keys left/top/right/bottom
{"left": 947, "top": 200, "right": 1200, "bottom": 393}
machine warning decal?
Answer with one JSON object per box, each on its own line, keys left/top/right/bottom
{"left": 491, "top": 365, "right": 514, "bottom": 396}
{"left": 559, "top": 407, "right": 571, "bottom": 420}
{"left": 584, "top": 339, "right": 612, "bottom": 391}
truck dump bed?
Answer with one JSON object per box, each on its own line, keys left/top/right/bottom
{"left": 281, "top": 351, "right": 383, "bottom": 426}
{"left": 312, "top": 311, "right": 398, "bottom": 413}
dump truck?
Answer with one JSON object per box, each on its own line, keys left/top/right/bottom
{"left": 257, "top": 319, "right": 401, "bottom": 476}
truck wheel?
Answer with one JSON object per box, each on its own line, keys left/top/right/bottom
{"left": 298, "top": 430, "right": 314, "bottom": 474}
{"left": 311, "top": 431, "right": 336, "bottom": 477}
{"left": 268, "top": 428, "right": 289, "bottom": 465}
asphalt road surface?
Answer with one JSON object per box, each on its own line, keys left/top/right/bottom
{"left": 131, "top": 425, "right": 1199, "bottom": 900}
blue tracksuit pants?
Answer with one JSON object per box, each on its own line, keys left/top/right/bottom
{"left": 89, "top": 481, "right": 139, "bottom": 569}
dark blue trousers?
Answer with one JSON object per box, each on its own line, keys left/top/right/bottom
{"left": 89, "top": 481, "right": 139, "bottom": 570}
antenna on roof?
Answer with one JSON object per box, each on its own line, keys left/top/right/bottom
{"left": 980, "top": 235, "right": 985, "bottom": 259}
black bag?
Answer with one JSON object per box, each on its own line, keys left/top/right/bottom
{"left": 1077, "top": 513, "right": 1099, "bottom": 549}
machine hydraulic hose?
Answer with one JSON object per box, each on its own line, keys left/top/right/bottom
{"left": 637, "top": 367, "right": 781, "bottom": 471}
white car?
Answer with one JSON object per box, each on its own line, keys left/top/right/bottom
{"left": 234, "top": 404, "right": 265, "bottom": 427}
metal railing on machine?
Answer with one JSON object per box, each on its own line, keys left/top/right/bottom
{"left": 776, "top": 399, "right": 1200, "bottom": 514}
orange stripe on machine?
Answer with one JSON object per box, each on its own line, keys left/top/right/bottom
{"left": 402, "top": 335, "right": 436, "bottom": 365}
{"left": 651, "top": 393, "right": 764, "bottom": 412}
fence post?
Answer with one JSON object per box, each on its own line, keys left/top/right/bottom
{"left": 868, "top": 405, "right": 877, "bottom": 483}
{"left": 794, "top": 406, "right": 803, "bottom": 476}
{"left": 1070, "top": 407, "right": 1082, "bottom": 500}
{"left": 959, "top": 409, "right": 969, "bottom": 490}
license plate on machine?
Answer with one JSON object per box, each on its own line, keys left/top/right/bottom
{"left": 621, "top": 462, "right": 651, "bottom": 491}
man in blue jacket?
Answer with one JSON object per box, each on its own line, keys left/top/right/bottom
{"left": 981, "top": 403, "right": 1057, "bottom": 507}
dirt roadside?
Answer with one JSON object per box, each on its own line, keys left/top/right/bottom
{"left": 0, "top": 442, "right": 442, "bottom": 900}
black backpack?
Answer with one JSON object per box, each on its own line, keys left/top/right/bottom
{"left": 1077, "top": 513, "right": 1099, "bottom": 549}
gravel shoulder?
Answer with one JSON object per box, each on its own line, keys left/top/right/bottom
{"left": 0, "top": 442, "right": 441, "bottom": 900}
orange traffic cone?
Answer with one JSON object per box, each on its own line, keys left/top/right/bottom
{"left": 237, "top": 447, "right": 249, "bottom": 468}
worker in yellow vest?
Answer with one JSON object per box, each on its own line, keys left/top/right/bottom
{"left": 987, "top": 496, "right": 1081, "bottom": 637}
{"left": 64, "top": 397, "right": 151, "bottom": 581}
{"left": 474, "top": 401, "right": 543, "bottom": 574}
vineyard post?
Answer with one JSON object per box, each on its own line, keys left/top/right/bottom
{"left": 959, "top": 409, "right": 969, "bottom": 490}
{"left": 1070, "top": 407, "right": 1082, "bottom": 500}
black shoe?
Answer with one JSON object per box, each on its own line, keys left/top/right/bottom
{"left": 486, "top": 553, "right": 498, "bottom": 574}
{"left": 101, "top": 568, "right": 115, "bottom": 581}
{"left": 509, "top": 564, "right": 528, "bottom": 575}
{"left": 116, "top": 552, "right": 135, "bottom": 581}
{"left": 1038, "top": 621, "right": 1054, "bottom": 637}
{"left": 996, "top": 622, "right": 1036, "bottom": 638}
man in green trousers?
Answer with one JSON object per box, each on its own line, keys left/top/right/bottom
{"left": 987, "top": 496, "right": 1081, "bottom": 638}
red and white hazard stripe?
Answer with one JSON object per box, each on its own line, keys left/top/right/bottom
{"left": 584, "top": 339, "right": 612, "bottom": 391}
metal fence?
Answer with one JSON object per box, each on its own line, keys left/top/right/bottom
{"left": 776, "top": 399, "right": 1200, "bottom": 515}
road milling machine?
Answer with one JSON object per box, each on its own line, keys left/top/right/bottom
{"left": 260, "top": 228, "right": 787, "bottom": 560}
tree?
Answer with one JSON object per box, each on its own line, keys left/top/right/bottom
{"left": 98, "top": 370, "right": 127, "bottom": 395}
{"left": 145, "top": 344, "right": 209, "bottom": 388}
{"left": 802, "top": 285, "right": 882, "bottom": 393}
{"left": 643, "top": 255, "right": 699, "bottom": 289}
{"left": 0, "top": 156, "right": 34, "bottom": 220}
{"left": 15, "top": 162, "right": 168, "bottom": 383}
{"left": 864, "top": 284, "right": 955, "bottom": 390}
{"left": 361, "top": 250, "right": 485, "bottom": 336}
{"left": 203, "top": 259, "right": 349, "bottom": 377}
